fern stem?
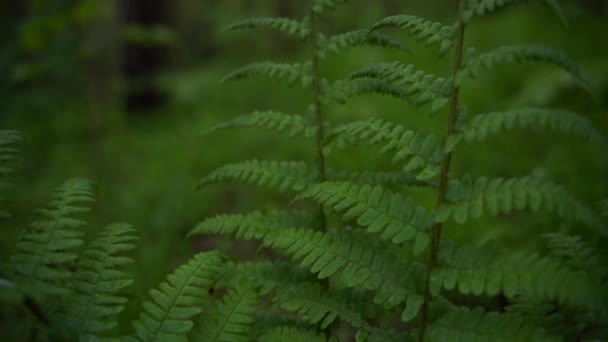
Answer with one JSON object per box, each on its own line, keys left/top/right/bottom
{"left": 309, "top": 9, "right": 327, "bottom": 231}
{"left": 419, "top": 0, "right": 467, "bottom": 339}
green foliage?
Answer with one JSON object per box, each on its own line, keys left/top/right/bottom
{"left": 0, "top": 130, "right": 22, "bottom": 218}
{"left": 221, "top": 61, "right": 313, "bottom": 87}
{"left": 131, "top": 251, "right": 224, "bottom": 341}
{"left": 257, "top": 326, "right": 327, "bottom": 342}
{"left": 317, "top": 30, "right": 409, "bottom": 58}
{"left": 206, "top": 111, "right": 317, "bottom": 138}
{"left": 223, "top": 17, "right": 310, "bottom": 39}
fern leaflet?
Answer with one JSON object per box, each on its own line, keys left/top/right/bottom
{"left": 221, "top": 61, "right": 313, "bottom": 88}
{"left": 316, "top": 30, "right": 409, "bottom": 58}
{"left": 426, "top": 306, "right": 559, "bottom": 341}
{"left": 222, "top": 17, "right": 310, "bottom": 39}
{"left": 189, "top": 210, "right": 312, "bottom": 240}
{"left": 198, "top": 160, "right": 314, "bottom": 192}
{"left": 296, "top": 181, "right": 432, "bottom": 252}
{"left": 193, "top": 284, "right": 259, "bottom": 342}
{"left": 205, "top": 111, "right": 317, "bottom": 138}
{"left": 131, "top": 251, "right": 224, "bottom": 341}
{"left": 11, "top": 178, "right": 94, "bottom": 295}
{"left": 436, "top": 175, "right": 607, "bottom": 234}
{"left": 324, "top": 118, "right": 444, "bottom": 180}
{"left": 369, "top": 15, "right": 457, "bottom": 54}
{"left": 62, "top": 222, "right": 138, "bottom": 338}
{"left": 456, "top": 45, "right": 589, "bottom": 87}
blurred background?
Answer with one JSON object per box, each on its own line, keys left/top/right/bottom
{"left": 1, "top": 0, "right": 607, "bottom": 335}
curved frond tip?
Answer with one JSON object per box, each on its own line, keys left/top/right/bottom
{"left": 370, "top": 15, "right": 456, "bottom": 54}
{"left": 205, "top": 111, "right": 317, "bottom": 138}
{"left": 222, "top": 17, "right": 310, "bottom": 39}
{"left": 221, "top": 61, "right": 312, "bottom": 88}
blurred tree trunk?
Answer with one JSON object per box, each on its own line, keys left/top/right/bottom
{"left": 123, "top": 0, "right": 172, "bottom": 114}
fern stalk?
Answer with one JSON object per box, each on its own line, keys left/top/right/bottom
{"left": 419, "top": 0, "right": 467, "bottom": 339}
{"left": 309, "top": 7, "right": 328, "bottom": 230}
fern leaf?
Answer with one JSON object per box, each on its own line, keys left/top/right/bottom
{"left": 296, "top": 181, "right": 432, "bottom": 252}
{"left": 324, "top": 118, "right": 444, "bottom": 180}
{"left": 458, "top": 107, "right": 607, "bottom": 148}
{"left": 0, "top": 130, "right": 22, "bottom": 218}
{"left": 221, "top": 61, "right": 313, "bottom": 88}
{"left": 543, "top": 233, "right": 608, "bottom": 285}
{"left": 215, "top": 261, "right": 313, "bottom": 295}
{"left": 11, "top": 178, "right": 95, "bottom": 294}
{"left": 222, "top": 17, "right": 310, "bottom": 39}
{"left": 346, "top": 62, "right": 452, "bottom": 110}
{"left": 131, "top": 251, "right": 224, "bottom": 341}
{"left": 205, "top": 111, "right": 317, "bottom": 138}
{"left": 62, "top": 223, "right": 138, "bottom": 338}
{"left": 436, "top": 175, "right": 607, "bottom": 234}
{"left": 257, "top": 326, "right": 327, "bottom": 342}
{"left": 312, "top": 0, "right": 348, "bottom": 14}
{"left": 369, "top": 15, "right": 457, "bottom": 54}
{"left": 198, "top": 160, "right": 314, "bottom": 192}
{"left": 466, "top": 0, "right": 568, "bottom": 26}
{"left": 264, "top": 228, "right": 423, "bottom": 311}
{"left": 194, "top": 284, "right": 259, "bottom": 342}
{"left": 328, "top": 170, "right": 436, "bottom": 188}
{"left": 432, "top": 242, "right": 596, "bottom": 310}
{"left": 329, "top": 78, "right": 419, "bottom": 106}
{"left": 189, "top": 210, "right": 312, "bottom": 240}
{"left": 317, "top": 30, "right": 409, "bottom": 58}
{"left": 426, "top": 306, "right": 559, "bottom": 341}
{"left": 456, "top": 45, "right": 589, "bottom": 88}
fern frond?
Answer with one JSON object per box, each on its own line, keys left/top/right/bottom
{"left": 215, "top": 261, "right": 313, "bottom": 295}
{"left": 466, "top": 0, "right": 568, "bottom": 26}
{"left": 221, "top": 61, "right": 313, "bottom": 88}
{"left": 194, "top": 284, "right": 259, "bottom": 342}
{"left": 329, "top": 78, "right": 418, "bottom": 105}
{"left": 189, "top": 210, "right": 312, "bottom": 240}
{"left": 312, "top": 0, "right": 348, "bottom": 14}
{"left": 324, "top": 118, "right": 444, "bottom": 180}
{"left": 370, "top": 15, "right": 457, "bottom": 54}
{"left": 431, "top": 242, "right": 596, "bottom": 309}
{"left": 222, "top": 17, "right": 310, "bottom": 39}
{"left": 436, "top": 175, "right": 607, "bottom": 234}
{"left": 205, "top": 111, "right": 317, "bottom": 138}
{"left": 328, "top": 170, "right": 436, "bottom": 188}
{"left": 62, "top": 222, "right": 138, "bottom": 338}
{"left": 0, "top": 130, "right": 22, "bottom": 218}
{"left": 458, "top": 108, "right": 607, "bottom": 148}
{"left": 273, "top": 282, "right": 368, "bottom": 329}
{"left": 296, "top": 181, "right": 432, "bottom": 252}
{"left": 131, "top": 251, "right": 224, "bottom": 341}
{"left": 543, "top": 233, "right": 608, "bottom": 285}
{"left": 264, "top": 228, "right": 423, "bottom": 312}
{"left": 427, "top": 306, "right": 559, "bottom": 341}
{"left": 198, "top": 160, "right": 314, "bottom": 192}
{"left": 346, "top": 62, "right": 452, "bottom": 111}
{"left": 456, "top": 45, "right": 589, "bottom": 87}
{"left": 11, "top": 178, "right": 95, "bottom": 294}
{"left": 317, "top": 30, "right": 409, "bottom": 58}
{"left": 257, "top": 326, "right": 327, "bottom": 342}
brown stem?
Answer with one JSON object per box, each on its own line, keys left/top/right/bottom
{"left": 418, "top": 0, "right": 466, "bottom": 340}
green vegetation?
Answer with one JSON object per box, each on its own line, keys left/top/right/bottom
{"left": 1, "top": 0, "right": 607, "bottom": 341}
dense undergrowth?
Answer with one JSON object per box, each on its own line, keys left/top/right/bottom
{"left": 1, "top": 0, "right": 607, "bottom": 341}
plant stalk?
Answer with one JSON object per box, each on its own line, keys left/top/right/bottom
{"left": 309, "top": 9, "right": 327, "bottom": 231}
{"left": 419, "top": 0, "right": 467, "bottom": 339}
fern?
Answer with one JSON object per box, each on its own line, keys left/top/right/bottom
{"left": 221, "top": 61, "right": 313, "bottom": 87}
{"left": 198, "top": 160, "right": 314, "bottom": 192}
{"left": 296, "top": 181, "right": 432, "bottom": 252}
{"left": 346, "top": 62, "right": 452, "bottom": 110}
{"left": 466, "top": 0, "right": 567, "bottom": 25}
{"left": 328, "top": 78, "right": 420, "bottom": 106}
{"left": 0, "top": 130, "right": 22, "bottom": 218}
{"left": 316, "top": 30, "right": 409, "bottom": 58}
{"left": 193, "top": 284, "right": 259, "bottom": 342}
{"left": 131, "top": 251, "right": 224, "bottom": 341}
{"left": 11, "top": 178, "right": 95, "bottom": 295}
{"left": 62, "top": 222, "right": 138, "bottom": 339}
{"left": 369, "top": 15, "right": 457, "bottom": 54}
{"left": 189, "top": 210, "right": 311, "bottom": 240}
{"left": 324, "top": 118, "right": 444, "bottom": 180}
{"left": 426, "top": 306, "right": 559, "bottom": 341}
{"left": 456, "top": 107, "right": 607, "bottom": 147}
{"left": 205, "top": 111, "right": 317, "bottom": 138}
{"left": 222, "top": 17, "right": 310, "bottom": 39}
{"left": 257, "top": 326, "right": 327, "bottom": 342}
{"left": 456, "top": 45, "right": 588, "bottom": 86}
{"left": 435, "top": 175, "right": 607, "bottom": 234}
{"left": 328, "top": 170, "right": 436, "bottom": 187}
